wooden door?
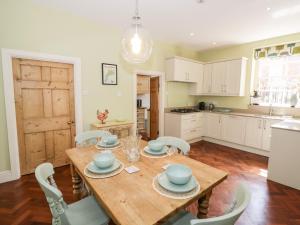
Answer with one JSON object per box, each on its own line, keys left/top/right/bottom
{"left": 150, "top": 77, "right": 159, "bottom": 139}
{"left": 12, "top": 58, "right": 76, "bottom": 175}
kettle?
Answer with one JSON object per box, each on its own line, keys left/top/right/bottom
{"left": 208, "top": 103, "right": 215, "bottom": 111}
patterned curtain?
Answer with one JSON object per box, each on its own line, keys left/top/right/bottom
{"left": 254, "top": 42, "right": 300, "bottom": 59}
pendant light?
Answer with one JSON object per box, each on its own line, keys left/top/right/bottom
{"left": 121, "top": 0, "right": 153, "bottom": 64}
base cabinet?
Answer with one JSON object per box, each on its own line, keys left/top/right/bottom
{"left": 165, "top": 111, "right": 283, "bottom": 154}
{"left": 245, "top": 117, "right": 263, "bottom": 149}
{"left": 221, "top": 115, "right": 246, "bottom": 145}
{"left": 205, "top": 113, "right": 222, "bottom": 140}
{"left": 165, "top": 113, "right": 204, "bottom": 142}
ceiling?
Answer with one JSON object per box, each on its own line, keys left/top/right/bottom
{"left": 34, "top": 0, "right": 300, "bottom": 51}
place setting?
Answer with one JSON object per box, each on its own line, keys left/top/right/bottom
{"left": 152, "top": 164, "right": 200, "bottom": 200}
{"left": 141, "top": 140, "right": 175, "bottom": 158}
{"left": 95, "top": 134, "right": 121, "bottom": 150}
{"left": 84, "top": 150, "right": 124, "bottom": 179}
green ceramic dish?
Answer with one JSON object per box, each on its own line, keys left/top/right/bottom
{"left": 157, "top": 172, "right": 197, "bottom": 193}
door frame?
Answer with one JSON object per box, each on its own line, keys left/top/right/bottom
{"left": 133, "top": 70, "right": 165, "bottom": 137}
{"left": 1, "top": 48, "right": 83, "bottom": 183}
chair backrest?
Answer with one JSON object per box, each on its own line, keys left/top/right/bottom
{"left": 190, "top": 184, "right": 251, "bottom": 225}
{"left": 35, "top": 163, "right": 69, "bottom": 225}
{"left": 156, "top": 136, "right": 190, "bottom": 155}
{"left": 75, "top": 130, "right": 111, "bottom": 147}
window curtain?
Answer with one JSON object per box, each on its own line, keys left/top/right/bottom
{"left": 254, "top": 42, "right": 300, "bottom": 59}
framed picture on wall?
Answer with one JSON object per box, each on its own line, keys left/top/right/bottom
{"left": 102, "top": 63, "right": 118, "bottom": 85}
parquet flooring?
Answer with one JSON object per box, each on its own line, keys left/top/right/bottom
{"left": 0, "top": 141, "right": 299, "bottom": 225}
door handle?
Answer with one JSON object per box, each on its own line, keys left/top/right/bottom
{"left": 67, "top": 121, "right": 75, "bottom": 125}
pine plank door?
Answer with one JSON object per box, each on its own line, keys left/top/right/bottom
{"left": 12, "top": 58, "right": 76, "bottom": 175}
{"left": 150, "top": 77, "right": 159, "bottom": 139}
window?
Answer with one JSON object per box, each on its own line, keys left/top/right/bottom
{"left": 255, "top": 55, "right": 300, "bottom": 107}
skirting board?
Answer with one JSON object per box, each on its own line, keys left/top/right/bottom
{"left": 0, "top": 170, "right": 14, "bottom": 183}
{"left": 202, "top": 137, "right": 270, "bottom": 157}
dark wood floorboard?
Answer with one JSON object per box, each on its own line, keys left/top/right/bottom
{"left": 0, "top": 141, "right": 299, "bottom": 225}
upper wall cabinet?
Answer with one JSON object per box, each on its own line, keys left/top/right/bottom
{"left": 189, "top": 57, "right": 248, "bottom": 96}
{"left": 165, "top": 57, "right": 203, "bottom": 83}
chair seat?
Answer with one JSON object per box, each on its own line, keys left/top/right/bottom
{"left": 163, "top": 210, "right": 197, "bottom": 225}
{"left": 65, "top": 196, "right": 109, "bottom": 225}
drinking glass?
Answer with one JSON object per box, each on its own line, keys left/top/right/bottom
{"left": 166, "top": 146, "right": 177, "bottom": 156}
{"left": 122, "top": 135, "right": 141, "bottom": 163}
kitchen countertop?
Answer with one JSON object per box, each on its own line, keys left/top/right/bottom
{"left": 165, "top": 110, "right": 297, "bottom": 120}
{"left": 271, "top": 120, "right": 300, "bottom": 132}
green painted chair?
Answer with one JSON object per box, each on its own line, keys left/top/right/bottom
{"left": 157, "top": 136, "right": 190, "bottom": 155}
{"left": 75, "top": 130, "right": 111, "bottom": 147}
{"left": 164, "top": 184, "right": 251, "bottom": 225}
{"left": 35, "top": 163, "right": 110, "bottom": 225}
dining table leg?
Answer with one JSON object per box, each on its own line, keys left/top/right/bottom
{"left": 197, "top": 189, "right": 212, "bottom": 218}
{"left": 70, "top": 163, "right": 83, "bottom": 200}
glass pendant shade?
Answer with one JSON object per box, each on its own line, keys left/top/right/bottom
{"left": 121, "top": 1, "right": 153, "bottom": 64}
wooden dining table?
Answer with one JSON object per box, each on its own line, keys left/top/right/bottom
{"left": 65, "top": 140, "right": 228, "bottom": 225}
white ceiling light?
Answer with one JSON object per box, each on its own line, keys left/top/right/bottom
{"left": 121, "top": 0, "right": 153, "bottom": 64}
{"left": 189, "top": 32, "right": 195, "bottom": 37}
{"left": 266, "top": 7, "right": 271, "bottom": 12}
{"left": 212, "top": 42, "right": 217, "bottom": 45}
{"left": 272, "top": 4, "right": 300, "bottom": 18}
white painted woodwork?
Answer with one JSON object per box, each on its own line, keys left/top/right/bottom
{"left": 205, "top": 113, "right": 222, "bottom": 140}
{"left": 164, "top": 112, "right": 204, "bottom": 142}
{"left": 225, "top": 59, "right": 247, "bottom": 96}
{"left": 165, "top": 57, "right": 202, "bottom": 83}
{"left": 165, "top": 111, "right": 285, "bottom": 156}
{"left": 189, "top": 64, "right": 204, "bottom": 95}
{"left": 245, "top": 117, "right": 281, "bottom": 151}
{"left": 211, "top": 62, "right": 226, "bottom": 95}
{"left": 261, "top": 119, "right": 281, "bottom": 151}
{"left": 166, "top": 57, "right": 247, "bottom": 96}
{"left": 221, "top": 115, "right": 246, "bottom": 145}
{"left": 245, "top": 117, "right": 263, "bottom": 149}
{"left": 201, "top": 64, "right": 212, "bottom": 94}
{"left": 268, "top": 128, "right": 300, "bottom": 190}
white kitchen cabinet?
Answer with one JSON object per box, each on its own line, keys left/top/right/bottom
{"left": 221, "top": 115, "right": 246, "bottom": 145}
{"left": 211, "top": 62, "right": 226, "bottom": 95}
{"left": 166, "top": 57, "right": 202, "bottom": 83}
{"left": 205, "top": 113, "right": 222, "bottom": 139}
{"left": 187, "top": 57, "right": 247, "bottom": 96}
{"left": 189, "top": 64, "right": 204, "bottom": 95}
{"left": 262, "top": 119, "right": 281, "bottom": 151}
{"left": 164, "top": 113, "right": 204, "bottom": 141}
{"left": 225, "top": 58, "right": 247, "bottom": 96}
{"left": 245, "top": 117, "right": 263, "bottom": 149}
{"left": 201, "top": 64, "right": 212, "bottom": 94}
{"left": 245, "top": 117, "right": 281, "bottom": 151}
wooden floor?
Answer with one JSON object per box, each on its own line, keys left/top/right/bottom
{"left": 0, "top": 141, "right": 300, "bottom": 225}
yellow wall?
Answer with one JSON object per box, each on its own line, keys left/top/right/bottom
{"left": 0, "top": 0, "right": 199, "bottom": 171}
{"left": 197, "top": 33, "right": 300, "bottom": 109}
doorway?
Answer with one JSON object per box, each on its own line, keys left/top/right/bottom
{"left": 136, "top": 74, "right": 160, "bottom": 140}
{"left": 12, "top": 58, "right": 76, "bottom": 175}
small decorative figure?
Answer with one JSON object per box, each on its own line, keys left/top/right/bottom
{"left": 97, "top": 109, "right": 109, "bottom": 124}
